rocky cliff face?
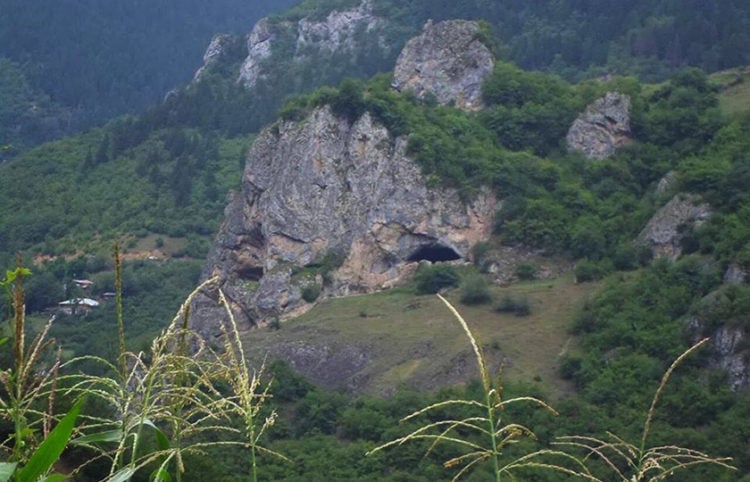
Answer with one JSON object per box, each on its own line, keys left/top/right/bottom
{"left": 193, "top": 106, "right": 496, "bottom": 337}
{"left": 393, "top": 20, "right": 494, "bottom": 110}
{"left": 193, "top": 34, "right": 243, "bottom": 82}
{"left": 638, "top": 194, "right": 711, "bottom": 259}
{"left": 566, "top": 92, "right": 632, "bottom": 159}
{"left": 710, "top": 325, "right": 749, "bottom": 391}
{"left": 688, "top": 292, "right": 749, "bottom": 392}
{"left": 237, "top": 18, "right": 275, "bottom": 89}
{"left": 237, "top": 0, "right": 387, "bottom": 89}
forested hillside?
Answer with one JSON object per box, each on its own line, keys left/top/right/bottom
{"left": 0, "top": 0, "right": 749, "bottom": 481}
{"left": 0, "top": 0, "right": 295, "bottom": 150}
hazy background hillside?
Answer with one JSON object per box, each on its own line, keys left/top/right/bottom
{"left": 0, "top": 0, "right": 296, "bottom": 151}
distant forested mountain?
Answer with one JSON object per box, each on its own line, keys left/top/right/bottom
{"left": 408, "top": 0, "right": 750, "bottom": 80}
{"left": 0, "top": 0, "right": 296, "bottom": 149}
{"left": 2, "top": 0, "right": 748, "bottom": 152}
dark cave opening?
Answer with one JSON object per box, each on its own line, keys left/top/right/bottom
{"left": 407, "top": 244, "right": 461, "bottom": 263}
{"left": 236, "top": 265, "right": 264, "bottom": 281}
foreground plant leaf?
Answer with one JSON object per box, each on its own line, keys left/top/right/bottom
{"left": 17, "top": 398, "right": 82, "bottom": 482}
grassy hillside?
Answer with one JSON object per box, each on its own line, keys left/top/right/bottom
{"left": 242, "top": 273, "right": 591, "bottom": 397}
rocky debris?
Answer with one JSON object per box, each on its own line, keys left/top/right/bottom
{"left": 566, "top": 92, "right": 632, "bottom": 159}
{"left": 638, "top": 194, "right": 711, "bottom": 259}
{"left": 272, "top": 341, "right": 372, "bottom": 391}
{"left": 193, "top": 34, "right": 242, "bottom": 82}
{"left": 237, "top": 1, "right": 386, "bottom": 89}
{"left": 192, "top": 106, "right": 496, "bottom": 337}
{"left": 724, "top": 263, "right": 748, "bottom": 284}
{"left": 393, "top": 20, "right": 494, "bottom": 110}
{"left": 481, "top": 246, "right": 574, "bottom": 284}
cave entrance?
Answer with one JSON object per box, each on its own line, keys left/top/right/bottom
{"left": 236, "top": 265, "right": 264, "bottom": 281}
{"left": 407, "top": 244, "right": 461, "bottom": 263}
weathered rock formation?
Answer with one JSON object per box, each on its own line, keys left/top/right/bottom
{"left": 193, "top": 34, "right": 242, "bottom": 82}
{"left": 237, "top": 18, "right": 275, "bottom": 89}
{"left": 566, "top": 92, "right": 632, "bottom": 159}
{"left": 237, "top": 0, "right": 387, "bottom": 89}
{"left": 638, "top": 194, "right": 711, "bottom": 259}
{"left": 688, "top": 291, "right": 749, "bottom": 392}
{"left": 709, "top": 325, "right": 749, "bottom": 391}
{"left": 724, "top": 263, "right": 748, "bottom": 284}
{"left": 393, "top": 20, "right": 494, "bottom": 110}
{"left": 655, "top": 171, "right": 678, "bottom": 196}
{"left": 192, "top": 106, "right": 496, "bottom": 337}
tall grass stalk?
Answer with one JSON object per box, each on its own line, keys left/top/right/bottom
{"left": 368, "top": 294, "right": 594, "bottom": 481}
{"left": 555, "top": 337, "right": 736, "bottom": 481}
{"left": 209, "top": 289, "right": 287, "bottom": 482}
{"left": 0, "top": 257, "right": 70, "bottom": 477}
{"left": 61, "top": 276, "right": 227, "bottom": 480}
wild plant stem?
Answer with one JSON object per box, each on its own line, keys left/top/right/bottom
{"left": 486, "top": 390, "right": 501, "bottom": 482}
{"left": 11, "top": 254, "right": 25, "bottom": 464}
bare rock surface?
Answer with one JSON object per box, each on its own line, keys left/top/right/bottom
{"left": 237, "top": 18, "right": 275, "bottom": 89}
{"left": 393, "top": 20, "right": 494, "bottom": 110}
{"left": 193, "top": 34, "right": 242, "bottom": 82}
{"left": 192, "top": 106, "right": 496, "bottom": 337}
{"left": 689, "top": 295, "right": 749, "bottom": 392}
{"left": 237, "top": 1, "right": 385, "bottom": 89}
{"left": 566, "top": 92, "right": 632, "bottom": 159}
{"left": 710, "top": 325, "right": 749, "bottom": 391}
{"left": 724, "top": 263, "right": 748, "bottom": 284}
{"left": 638, "top": 194, "right": 711, "bottom": 259}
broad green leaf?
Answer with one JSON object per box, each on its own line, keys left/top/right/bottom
{"left": 72, "top": 429, "right": 123, "bottom": 445}
{"left": 0, "top": 462, "right": 17, "bottom": 482}
{"left": 108, "top": 467, "right": 136, "bottom": 482}
{"left": 150, "top": 468, "right": 172, "bottom": 482}
{"left": 17, "top": 399, "right": 82, "bottom": 482}
{"left": 141, "top": 419, "right": 170, "bottom": 450}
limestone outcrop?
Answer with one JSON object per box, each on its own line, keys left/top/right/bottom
{"left": 237, "top": 1, "right": 387, "bottom": 89}
{"left": 237, "top": 18, "right": 275, "bottom": 89}
{"left": 193, "top": 34, "right": 242, "bottom": 82}
{"left": 638, "top": 194, "right": 711, "bottom": 259}
{"left": 393, "top": 20, "right": 494, "bottom": 110}
{"left": 710, "top": 325, "right": 749, "bottom": 391}
{"left": 688, "top": 291, "right": 749, "bottom": 392}
{"left": 566, "top": 92, "right": 632, "bottom": 159}
{"left": 192, "top": 106, "right": 496, "bottom": 337}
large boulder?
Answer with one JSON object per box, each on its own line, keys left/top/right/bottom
{"left": 192, "top": 106, "right": 496, "bottom": 337}
{"left": 638, "top": 194, "right": 711, "bottom": 259}
{"left": 566, "top": 92, "right": 632, "bottom": 160}
{"left": 393, "top": 20, "right": 494, "bottom": 110}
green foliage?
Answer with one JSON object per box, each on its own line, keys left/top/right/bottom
{"left": 574, "top": 260, "right": 608, "bottom": 283}
{"left": 414, "top": 264, "right": 460, "bottom": 294}
{"left": 301, "top": 284, "right": 321, "bottom": 303}
{"left": 459, "top": 274, "right": 492, "bottom": 305}
{"left": 636, "top": 68, "right": 723, "bottom": 152}
{"left": 496, "top": 295, "right": 531, "bottom": 317}
{"left": 515, "top": 262, "right": 537, "bottom": 281}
